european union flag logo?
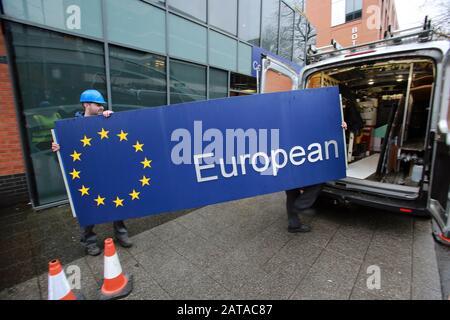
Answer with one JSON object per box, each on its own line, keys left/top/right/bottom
{"left": 69, "top": 128, "right": 153, "bottom": 205}
{"left": 55, "top": 120, "right": 160, "bottom": 226}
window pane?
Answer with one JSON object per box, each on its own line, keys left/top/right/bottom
{"left": 238, "top": 43, "right": 252, "bottom": 76}
{"left": 107, "top": 0, "right": 166, "bottom": 54}
{"left": 345, "top": 0, "right": 355, "bottom": 14}
{"left": 293, "top": 13, "right": 316, "bottom": 66}
{"left": 279, "top": 2, "right": 294, "bottom": 60}
{"left": 6, "top": 22, "right": 106, "bottom": 206}
{"left": 209, "top": 0, "right": 237, "bottom": 35}
{"left": 209, "top": 31, "right": 237, "bottom": 71}
{"left": 170, "top": 61, "right": 206, "bottom": 104}
{"left": 355, "top": 0, "right": 362, "bottom": 11}
{"left": 168, "top": 0, "right": 207, "bottom": 22}
{"left": 2, "top": 0, "right": 103, "bottom": 38}
{"left": 261, "top": 0, "right": 280, "bottom": 54}
{"left": 109, "top": 46, "right": 167, "bottom": 112}
{"left": 238, "top": 0, "right": 261, "bottom": 46}
{"left": 168, "top": 14, "right": 207, "bottom": 64}
{"left": 209, "top": 68, "right": 228, "bottom": 99}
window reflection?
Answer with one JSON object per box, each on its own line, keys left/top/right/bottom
{"left": 279, "top": 2, "right": 295, "bottom": 60}
{"left": 170, "top": 60, "right": 206, "bottom": 104}
{"left": 209, "top": 68, "right": 228, "bottom": 100}
{"left": 293, "top": 13, "right": 316, "bottom": 66}
{"left": 109, "top": 46, "right": 167, "bottom": 112}
{"left": 238, "top": 0, "right": 261, "bottom": 46}
{"left": 261, "top": 0, "right": 280, "bottom": 54}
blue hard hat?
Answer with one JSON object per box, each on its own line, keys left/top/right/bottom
{"left": 80, "top": 89, "right": 106, "bottom": 104}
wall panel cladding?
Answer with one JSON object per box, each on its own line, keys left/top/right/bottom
{"left": 0, "top": 173, "right": 29, "bottom": 208}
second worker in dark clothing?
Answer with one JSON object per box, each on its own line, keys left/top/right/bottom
{"left": 285, "top": 184, "right": 323, "bottom": 233}
{"left": 285, "top": 122, "right": 347, "bottom": 233}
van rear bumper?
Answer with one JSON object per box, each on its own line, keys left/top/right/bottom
{"left": 321, "top": 185, "right": 430, "bottom": 217}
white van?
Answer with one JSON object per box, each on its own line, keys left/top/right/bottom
{"left": 261, "top": 23, "right": 450, "bottom": 245}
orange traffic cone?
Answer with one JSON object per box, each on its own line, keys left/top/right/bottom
{"left": 99, "top": 238, "right": 133, "bottom": 300}
{"left": 48, "top": 260, "right": 83, "bottom": 300}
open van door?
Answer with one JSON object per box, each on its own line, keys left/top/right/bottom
{"left": 260, "top": 56, "right": 299, "bottom": 93}
{"left": 430, "top": 51, "right": 450, "bottom": 245}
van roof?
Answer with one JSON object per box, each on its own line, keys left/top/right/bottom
{"left": 304, "top": 40, "right": 450, "bottom": 71}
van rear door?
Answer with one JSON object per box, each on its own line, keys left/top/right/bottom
{"left": 429, "top": 51, "right": 450, "bottom": 242}
{"left": 260, "top": 56, "right": 299, "bottom": 93}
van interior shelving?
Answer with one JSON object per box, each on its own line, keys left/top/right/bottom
{"left": 306, "top": 58, "right": 435, "bottom": 189}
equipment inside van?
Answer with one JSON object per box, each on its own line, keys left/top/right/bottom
{"left": 306, "top": 58, "right": 434, "bottom": 189}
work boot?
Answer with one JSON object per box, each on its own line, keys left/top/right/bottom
{"left": 288, "top": 223, "right": 312, "bottom": 233}
{"left": 116, "top": 235, "right": 133, "bottom": 248}
{"left": 287, "top": 210, "right": 312, "bottom": 233}
{"left": 85, "top": 243, "right": 102, "bottom": 256}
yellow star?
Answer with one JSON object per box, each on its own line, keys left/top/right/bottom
{"left": 70, "top": 151, "right": 82, "bottom": 162}
{"left": 113, "top": 197, "right": 124, "bottom": 208}
{"left": 80, "top": 135, "right": 92, "bottom": 147}
{"left": 98, "top": 128, "right": 109, "bottom": 140}
{"left": 117, "top": 130, "right": 128, "bottom": 142}
{"left": 129, "top": 190, "right": 140, "bottom": 200}
{"left": 141, "top": 157, "right": 152, "bottom": 169}
{"left": 69, "top": 168, "right": 81, "bottom": 180}
{"left": 95, "top": 195, "right": 105, "bottom": 206}
{"left": 140, "top": 176, "right": 150, "bottom": 187}
{"left": 133, "top": 141, "right": 144, "bottom": 152}
{"left": 78, "top": 185, "right": 90, "bottom": 196}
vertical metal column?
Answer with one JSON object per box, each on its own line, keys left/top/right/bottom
{"left": 101, "top": 0, "right": 112, "bottom": 111}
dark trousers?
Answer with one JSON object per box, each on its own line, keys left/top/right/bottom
{"left": 80, "top": 220, "right": 128, "bottom": 247}
{"left": 285, "top": 184, "right": 323, "bottom": 225}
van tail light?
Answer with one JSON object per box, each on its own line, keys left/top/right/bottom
{"left": 400, "top": 208, "right": 413, "bottom": 213}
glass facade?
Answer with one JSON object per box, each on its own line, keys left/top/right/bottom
{"left": 109, "top": 46, "right": 167, "bottom": 112}
{"left": 1, "top": 0, "right": 315, "bottom": 207}
{"left": 209, "top": 31, "right": 238, "bottom": 72}
{"left": 209, "top": 68, "right": 228, "bottom": 100}
{"left": 208, "top": 0, "right": 237, "bottom": 35}
{"left": 261, "top": 0, "right": 280, "bottom": 53}
{"left": 6, "top": 22, "right": 106, "bottom": 205}
{"left": 170, "top": 60, "right": 207, "bottom": 104}
{"left": 238, "top": 0, "right": 261, "bottom": 46}
{"left": 168, "top": 14, "right": 207, "bottom": 64}
{"left": 167, "top": 0, "right": 207, "bottom": 22}
{"left": 293, "top": 7, "right": 316, "bottom": 66}
{"left": 106, "top": 0, "right": 166, "bottom": 54}
{"left": 2, "top": 0, "right": 103, "bottom": 38}
{"left": 238, "top": 43, "right": 252, "bottom": 76}
{"left": 279, "top": 2, "right": 295, "bottom": 60}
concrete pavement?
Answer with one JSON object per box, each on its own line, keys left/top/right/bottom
{"left": 0, "top": 192, "right": 446, "bottom": 300}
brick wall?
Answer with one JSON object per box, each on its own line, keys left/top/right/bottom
{"left": 0, "top": 24, "right": 29, "bottom": 207}
{"left": 305, "top": 0, "right": 398, "bottom": 48}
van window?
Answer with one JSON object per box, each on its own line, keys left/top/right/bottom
{"left": 306, "top": 58, "right": 436, "bottom": 189}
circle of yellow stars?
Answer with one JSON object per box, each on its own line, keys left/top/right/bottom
{"left": 69, "top": 129, "right": 153, "bottom": 208}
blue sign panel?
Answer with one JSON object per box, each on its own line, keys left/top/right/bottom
{"left": 54, "top": 87, "right": 346, "bottom": 226}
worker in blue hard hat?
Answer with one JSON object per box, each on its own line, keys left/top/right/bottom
{"left": 52, "top": 89, "right": 133, "bottom": 256}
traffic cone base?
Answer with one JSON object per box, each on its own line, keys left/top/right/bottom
{"left": 100, "top": 274, "right": 133, "bottom": 300}
{"left": 48, "top": 259, "right": 84, "bottom": 300}
{"left": 99, "top": 238, "right": 133, "bottom": 300}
